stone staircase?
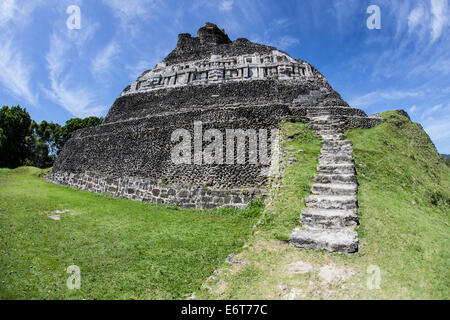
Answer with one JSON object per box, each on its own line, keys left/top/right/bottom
{"left": 290, "top": 108, "right": 359, "bottom": 253}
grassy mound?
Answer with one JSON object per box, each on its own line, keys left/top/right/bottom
{"left": 200, "top": 113, "right": 449, "bottom": 299}
{"left": 0, "top": 167, "right": 262, "bottom": 299}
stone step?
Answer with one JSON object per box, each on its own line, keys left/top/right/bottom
{"left": 321, "top": 147, "right": 353, "bottom": 154}
{"left": 315, "top": 173, "right": 357, "bottom": 184}
{"left": 319, "top": 154, "right": 353, "bottom": 164}
{"left": 319, "top": 160, "right": 353, "bottom": 168}
{"left": 317, "top": 163, "right": 355, "bottom": 174}
{"left": 320, "top": 152, "right": 353, "bottom": 159}
{"left": 314, "top": 105, "right": 350, "bottom": 109}
{"left": 322, "top": 140, "right": 352, "bottom": 147}
{"left": 317, "top": 129, "right": 344, "bottom": 136}
{"left": 310, "top": 124, "right": 344, "bottom": 130}
{"left": 308, "top": 111, "right": 332, "bottom": 114}
{"left": 308, "top": 110, "right": 334, "bottom": 114}
{"left": 290, "top": 227, "right": 358, "bottom": 253}
{"left": 290, "top": 117, "right": 360, "bottom": 254}
{"left": 306, "top": 195, "right": 358, "bottom": 210}
{"left": 320, "top": 134, "right": 346, "bottom": 140}
{"left": 315, "top": 125, "right": 343, "bottom": 130}
{"left": 311, "top": 120, "right": 343, "bottom": 126}
{"left": 301, "top": 208, "right": 358, "bottom": 228}
{"left": 311, "top": 183, "right": 357, "bottom": 195}
{"left": 310, "top": 116, "right": 342, "bottom": 121}
{"left": 310, "top": 115, "right": 341, "bottom": 121}
{"left": 309, "top": 105, "right": 349, "bottom": 108}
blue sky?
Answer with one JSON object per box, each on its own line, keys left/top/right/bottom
{"left": 0, "top": 0, "right": 449, "bottom": 153}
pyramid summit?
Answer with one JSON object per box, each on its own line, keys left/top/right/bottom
{"left": 48, "top": 23, "right": 382, "bottom": 224}
{"left": 121, "top": 22, "right": 314, "bottom": 97}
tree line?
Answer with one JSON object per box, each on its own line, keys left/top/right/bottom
{"left": 0, "top": 105, "right": 103, "bottom": 169}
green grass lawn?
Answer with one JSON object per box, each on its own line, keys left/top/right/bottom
{"left": 2, "top": 112, "right": 449, "bottom": 300}
{"left": 199, "top": 114, "right": 450, "bottom": 300}
{"left": 0, "top": 167, "right": 261, "bottom": 299}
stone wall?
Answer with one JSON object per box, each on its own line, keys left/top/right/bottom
{"left": 47, "top": 171, "right": 265, "bottom": 209}
{"left": 341, "top": 115, "right": 384, "bottom": 131}
{"left": 52, "top": 104, "right": 287, "bottom": 189}
{"left": 107, "top": 80, "right": 327, "bottom": 124}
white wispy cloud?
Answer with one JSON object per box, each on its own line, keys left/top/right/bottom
{"left": 408, "top": 3, "right": 426, "bottom": 32}
{"left": 0, "top": 37, "right": 37, "bottom": 105}
{"left": 91, "top": 42, "right": 120, "bottom": 75}
{"left": 45, "top": 80, "right": 105, "bottom": 118}
{"left": 405, "top": 0, "right": 449, "bottom": 43}
{"left": 431, "top": 0, "right": 449, "bottom": 42}
{"left": 126, "top": 59, "right": 158, "bottom": 80}
{"left": 0, "top": 0, "right": 17, "bottom": 26}
{"left": 364, "top": 0, "right": 450, "bottom": 81}
{"left": 409, "top": 105, "right": 418, "bottom": 113}
{"left": 44, "top": 31, "right": 105, "bottom": 117}
{"left": 0, "top": 0, "right": 44, "bottom": 106}
{"left": 421, "top": 103, "right": 443, "bottom": 119}
{"left": 274, "top": 35, "right": 300, "bottom": 50}
{"left": 219, "top": 0, "right": 234, "bottom": 11}
{"left": 102, "top": 0, "right": 157, "bottom": 27}
{"left": 0, "top": 0, "right": 45, "bottom": 29}
{"left": 349, "top": 89, "right": 425, "bottom": 107}
{"left": 423, "top": 110, "right": 450, "bottom": 151}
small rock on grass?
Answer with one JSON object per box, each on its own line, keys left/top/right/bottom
{"left": 284, "top": 288, "right": 303, "bottom": 300}
{"left": 226, "top": 254, "right": 244, "bottom": 265}
{"left": 279, "top": 285, "right": 288, "bottom": 291}
{"left": 47, "top": 214, "right": 60, "bottom": 221}
{"left": 187, "top": 293, "right": 196, "bottom": 300}
{"left": 54, "top": 209, "right": 70, "bottom": 214}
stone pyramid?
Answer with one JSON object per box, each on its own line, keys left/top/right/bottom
{"left": 48, "top": 23, "right": 383, "bottom": 252}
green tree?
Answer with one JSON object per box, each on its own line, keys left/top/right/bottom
{"left": 0, "top": 107, "right": 102, "bottom": 168}
{"left": 32, "top": 120, "right": 62, "bottom": 155}
{"left": 0, "top": 105, "right": 33, "bottom": 168}
{"left": 31, "top": 117, "right": 102, "bottom": 159}
{"left": 59, "top": 117, "right": 103, "bottom": 150}
{"left": 25, "top": 132, "right": 53, "bottom": 169}
{"left": 0, "top": 127, "right": 5, "bottom": 149}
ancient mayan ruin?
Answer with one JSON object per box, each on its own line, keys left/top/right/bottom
{"left": 48, "top": 23, "right": 384, "bottom": 252}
